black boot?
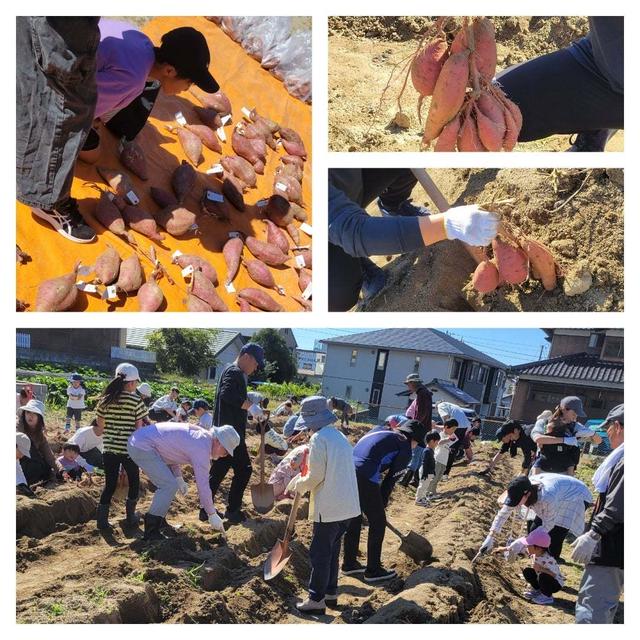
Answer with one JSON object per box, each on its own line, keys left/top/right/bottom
{"left": 410, "top": 470, "right": 421, "bottom": 488}
{"left": 160, "top": 517, "right": 178, "bottom": 537}
{"left": 96, "top": 504, "right": 112, "bottom": 530}
{"left": 567, "top": 129, "right": 616, "bottom": 152}
{"left": 125, "top": 499, "right": 140, "bottom": 527}
{"left": 143, "top": 514, "right": 165, "bottom": 541}
{"left": 399, "top": 469, "right": 413, "bottom": 487}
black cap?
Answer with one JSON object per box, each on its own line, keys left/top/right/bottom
{"left": 158, "top": 27, "right": 219, "bottom": 93}
{"left": 397, "top": 419, "right": 427, "bottom": 445}
{"left": 504, "top": 476, "right": 533, "bottom": 506}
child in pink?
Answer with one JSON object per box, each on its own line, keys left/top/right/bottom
{"left": 268, "top": 444, "right": 309, "bottom": 500}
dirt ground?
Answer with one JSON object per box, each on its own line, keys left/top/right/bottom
{"left": 358, "top": 168, "right": 623, "bottom": 312}
{"left": 16, "top": 416, "right": 622, "bottom": 624}
{"left": 328, "top": 16, "right": 624, "bottom": 152}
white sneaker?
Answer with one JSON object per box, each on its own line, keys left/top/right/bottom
{"left": 442, "top": 475, "right": 449, "bottom": 482}
{"left": 523, "top": 588, "right": 541, "bottom": 600}
{"left": 531, "top": 593, "right": 554, "bottom": 606}
{"left": 296, "top": 597, "right": 326, "bottom": 614}
{"left": 415, "top": 498, "right": 430, "bottom": 507}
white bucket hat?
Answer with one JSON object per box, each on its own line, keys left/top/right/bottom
{"left": 212, "top": 424, "right": 241, "bottom": 456}
{"left": 18, "top": 399, "right": 45, "bottom": 418}
{"left": 137, "top": 382, "right": 152, "bottom": 398}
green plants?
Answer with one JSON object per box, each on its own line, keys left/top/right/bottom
{"left": 47, "top": 603, "right": 65, "bottom": 618}
{"left": 185, "top": 561, "right": 205, "bottom": 590}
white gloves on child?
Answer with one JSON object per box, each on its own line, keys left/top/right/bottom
{"left": 571, "top": 530, "right": 600, "bottom": 564}
{"left": 208, "top": 511, "right": 225, "bottom": 532}
{"left": 443, "top": 205, "right": 499, "bottom": 246}
{"left": 176, "top": 477, "right": 189, "bottom": 496}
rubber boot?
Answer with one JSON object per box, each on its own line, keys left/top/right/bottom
{"left": 399, "top": 469, "right": 413, "bottom": 487}
{"left": 96, "top": 503, "right": 112, "bottom": 530}
{"left": 143, "top": 514, "right": 165, "bottom": 541}
{"left": 125, "top": 498, "right": 140, "bottom": 527}
{"left": 410, "top": 469, "right": 421, "bottom": 488}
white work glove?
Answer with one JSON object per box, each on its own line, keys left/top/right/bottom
{"left": 248, "top": 403, "right": 265, "bottom": 420}
{"left": 479, "top": 534, "right": 495, "bottom": 555}
{"left": 286, "top": 473, "right": 301, "bottom": 494}
{"left": 443, "top": 205, "right": 499, "bottom": 246}
{"left": 176, "top": 477, "right": 189, "bottom": 496}
{"left": 247, "top": 392, "right": 264, "bottom": 405}
{"left": 208, "top": 511, "right": 225, "bottom": 532}
{"left": 571, "top": 530, "right": 600, "bottom": 564}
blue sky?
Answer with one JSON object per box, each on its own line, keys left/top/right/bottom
{"left": 292, "top": 328, "right": 549, "bottom": 366}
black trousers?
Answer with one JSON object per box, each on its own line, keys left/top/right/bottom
{"left": 149, "top": 408, "right": 174, "bottom": 422}
{"left": 343, "top": 475, "right": 386, "bottom": 571}
{"left": 528, "top": 517, "right": 569, "bottom": 561}
{"left": 497, "top": 47, "right": 623, "bottom": 142}
{"left": 20, "top": 450, "right": 52, "bottom": 485}
{"left": 99, "top": 452, "right": 139, "bottom": 505}
{"left": 209, "top": 439, "right": 252, "bottom": 513}
{"left": 522, "top": 567, "right": 562, "bottom": 596}
{"left": 82, "top": 447, "right": 103, "bottom": 469}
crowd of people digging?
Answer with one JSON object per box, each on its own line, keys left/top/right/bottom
{"left": 16, "top": 354, "right": 623, "bottom": 624}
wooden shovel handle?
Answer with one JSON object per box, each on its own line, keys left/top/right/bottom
{"left": 258, "top": 421, "right": 266, "bottom": 484}
{"left": 283, "top": 491, "right": 302, "bottom": 543}
{"left": 385, "top": 520, "right": 404, "bottom": 541}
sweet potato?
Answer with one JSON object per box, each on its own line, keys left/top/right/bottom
{"left": 265, "top": 194, "right": 294, "bottom": 226}
{"left": 286, "top": 222, "right": 300, "bottom": 245}
{"left": 190, "top": 269, "right": 229, "bottom": 311}
{"left": 477, "top": 91, "right": 505, "bottom": 126}
{"left": 190, "top": 88, "right": 232, "bottom": 116}
{"left": 201, "top": 189, "right": 231, "bottom": 222}
{"left": 275, "top": 161, "right": 303, "bottom": 183}
{"left": 244, "top": 120, "right": 277, "bottom": 150}
{"left": 97, "top": 166, "right": 136, "bottom": 200}
{"left": 232, "top": 129, "right": 266, "bottom": 173}
{"left": 279, "top": 127, "right": 307, "bottom": 159}
{"left": 223, "top": 236, "right": 244, "bottom": 285}
{"left": 525, "top": 238, "right": 557, "bottom": 291}
{"left": 298, "top": 268, "right": 312, "bottom": 293}
{"left": 155, "top": 206, "right": 197, "bottom": 237}
{"left": 173, "top": 253, "right": 219, "bottom": 285}
{"left": 94, "top": 245, "right": 121, "bottom": 285}
{"left": 412, "top": 37, "right": 448, "bottom": 98}
{"left": 35, "top": 262, "right": 80, "bottom": 312}
{"left": 281, "top": 154, "right": 304, "bottom": 169}
{"left": 193, "top": 106, "right": 223, "bottom": 130}
{"left": 185, "top": 123, "right": 222, "bottom": 154}
{"left": 500, "top": 104, "right": 519, "bottom": 151}
{"left": 451, "top": 18, "right": 496, "bottom": 82}
{"left": 116, "top": 254, "right": 143, "bottom": 293}
{"left": 94, "top": 191, "right": 129, "bottom": 240}
{"left": 274, "top": 175, "right": 303, "bottom": 205}
{"left": 264, "top": 219, "right": 290, "bottom": 255}
{"left": 150, "top": 187, "right": 178, "bottom": 209}
{"left": 475, "top": 107, "right": 505, "bottom": 152}
{"left": 472, "top": 259, "right": 499, "bottom": 293}
{"left": 492, "top": 238, "right": 528, "bottom": 284}
{"left": 238, "top": 287, "right": 283, "bottom": 312}
{"left": 246, "top": 236, "right": 289, "bottom": 266}
{"left": 176, "top": 127, "right": 203, "bottom": 166}
{"left": 237, "top": 298, "right": 253, "bottom": 312}
{"left": 290, "top": 202, "right": 308, "bottom": 223}
{"left": 119, "top": 140, "right": 148, "bottom": 180}
{"left": 295, "top": 249, "right": 312, "bottom": 270}
{"left": 121, "top": 204, "right": 165, "bottom": 241}
{"left": 422, "top": 51, "right": 470, "bottom": 144}
{"left": 243, "top": 258, "right": 279, "bottom": 290}
{"left": 137, "top": 278, "right": 164, "bottom": 312}
{"left": 249, "top": 108, "right": 280, "bottom": 133}
{"left": 457, "top": 113, "right": 486, "bottom": 151}
{"left": 186, "top": 294, "right": 213, "bottom": 312}
{"left": 221, "top": 155, "right": 257, "bottom": 188}
{"left": 222, "top": 175, "right": 246, "bottom": 212}
{"left": 171, "top": 161, "right": 197, "bottom": 204}
{"left": 433, "top": 115, "right": 461, "bottom": 151}
{"left": 497, "top": 92, "right": 523, "bottom": 132}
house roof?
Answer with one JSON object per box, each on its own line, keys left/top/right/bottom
{"left": 126, "top": 329, "right": 243, "bottom": 356}
{"left": 427, "top": 378, "right": 480, "bottom": 405}
{"left": 509, "top": 353, "right": 624, "bottom": 387}
{"left": 322, "top": 329, "right": 506, "bottom": 369}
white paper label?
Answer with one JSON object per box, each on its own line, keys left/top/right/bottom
{"left": 216, "top": 127, "right": 227, "bottom": 142}
{"left": 228, "top": 231, "right": 241, "bottom": 239}
{"left": 221, "top": 114, "right": 232, "bottom": 125}
{"left": 172, "top": 250, "right": 183, "bottom": 259}
{"left": 206, "top": 164, "right": 224, "bottom": 175}
{"left": 126, "top": 190, "right": 139, "bottom": 206}
{"left": 175, "top": 111, "right": 187, "bottom": 126}
{"left": 241, "top": 107, "right": 251, "bottom": 119}
{"left": 225, "top": 282, "right": 236, "bottom": 293}
{"left": 181, "top": 265, "right": 194, "bottom": 278}
{"left": 104, "top": 285, "right": 118, "bottom": 301}
{"left": 206, "top": 190, "right": 224, "bottom": 203}
{"left": 256, "top": 198, "right": 269, "bottom": 208}
{"left": 76, "top": 281, "right": 98, "bottom": 293}
{"left": 295, "top": 255, "right": 306, "bottom": 269}
{"left": 77, "top": 265, "right": 92, "bottom": 277}
{"left": 302, "top": 282, "right": 312, "bottom": 300}
{"left": 275, "top": 181, "right": 288, "bottom": 192}
{"left": 300, "top": 223, "right": 313, "bottom": 236}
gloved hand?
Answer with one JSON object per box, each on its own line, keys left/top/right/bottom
{"left": 571, "top": 530, "right": 600, "bottom": 564}
{"left": 208, "top": 511, "right": 225, "bottom": 532}
{"left": 247, "top": 392, "right": 264, "bottom": 405}
{"left": 443, "top": 205, "right": 499, "bottom": 246}
{"left": 248, "top": 403, "right": 265, "bottom": 420}
{"left": 479, "top": 534, "right": 495, "bottom": 554}
{"left": 286, "top": 473, "right": 301, "bottom": 494}
{"left": 176, "top": 477, "right": 189, "bottom": 496}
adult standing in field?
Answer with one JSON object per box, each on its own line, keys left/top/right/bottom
{"left": 342, "top": 419, "right": 427, "bottom": 583}
{"left": 328, "top": 169, "right": 500, "bottom": 311}
{"left": 17, "top": 17, "right": 100, "bottom": 243}
{"left": 480, "top": 419, "right": 536, "bottom": 476}
{"left": 497, "top": 17, "right": 623, "bottom": 151}
{"left": 149, "top": 386, "right": 180, "bottom": 422}
{"left": 94, "top": 363, "right": 148, "bottom": 531}
{"left": 573, "top": 404, "right": 624, "bottom": 624}
{"left": 78, "top": 19, "right": 220, "bottom": 164}
{"left": 328, "top": 396, "right": 353, "bottom": 428}
{"left": 399, "top": 374, "right": 432, "bottom": 485}
{"left": 127, "top": 422, "right": 238, "bottom": 540}
{"left": 205, "top": 343, "right": 266, "bottom": 525}
{"left": 287, "top": 396, "right": 360, "bottom": 614}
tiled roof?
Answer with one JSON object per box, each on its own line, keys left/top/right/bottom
{"left": 509, "top": 353, "right": 623, "bottom": 386}
{"left": 126, "top": 329, "right": 242, "bottom": 355}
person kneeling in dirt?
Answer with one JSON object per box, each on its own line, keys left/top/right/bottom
{"left": 189, "top": 399, "right": 213, "bottom": 429}
{"left": 56, "top": 443, "right": 95, "bottom": 483}
{"left": 478, "top": 472, "right": 593, "bottom": 562}
{"left": 269, "top": 441, "right": 310, "bottom": 501}
{"left": 175, "top": 399, "right": 193, "bottom": 423}
{"left": 16, "top": 432, "right": 37, "bottom": 498}
{"left": 481, "top": 420, "right": 536, "bottom": 476}
{"left": 149, "top": 386, "right": 180, "bottom": 422}
{"left": 493, "top": 526, "right": 565, "bottom": 606}
{"left": 286, "top": 396, "right": 360, "bottom": 614}
{"left": 128, "top": 422, "right": 238, "bottom": 540}
{"left": 68, "top": 419, "right": 104, "bottom": 469}
{"left": 342, "top": 419, "right": 426, "bottom": 582}
{"left": 443, "top": 425, "right": 480, "bottom": 478}
{"left": 328, "top": 169, "right": 500, "bottom": 311}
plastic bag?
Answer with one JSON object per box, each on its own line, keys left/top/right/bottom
{"left": 220, "top": 17, "right": 255, "bottom": 42}
{"left": 243, "top": 16, "right": 292, "bottom": 63}
{"left": 275, "top": 31, "right": 312, "bottom": 103}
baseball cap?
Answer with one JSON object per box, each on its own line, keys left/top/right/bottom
{"left": 115, "top": 363, "right": 140, "bottom": 382}
{"left": 157, "top": 27, "right": 219, "bottom": 93}
{"left": 70, "top": 373, "right": 83, "bottom": 381}
{"left": 598, "top": 404, "right": 624, "bottom": 429}
{"left": 212, "top": 424, "right": 240, "bottom": 456}
{"left": 404, "top": 373, "right": 423, "bottom": 385}
{"left": 16, "top": 432, "right": 31, "bottom": 458}
{"left": 240, "top": 342, "right": 265, "bottom": 369}
{"left": 560, "top": 396, "right": 587, "bottom": 419}
{"left": 192, "top": 399, "right": 210, "bottom": 411}
{"left": 504, "top": 476, "right": 533, "bottom": 507}
{"left": 137, "top": 383, "right": 152, "bottom": 398}
{"left": 397, "top": 419, "right": 427, "bottom": 445}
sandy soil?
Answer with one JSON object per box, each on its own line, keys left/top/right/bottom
{"left": 16, "top": 416, "right": 622, "bottom": 624}
{"left": 328, "top": 17, "right": 623, "bottom": 152}
{"left": 357, "top": 168, "right": 623, "bottom": 312}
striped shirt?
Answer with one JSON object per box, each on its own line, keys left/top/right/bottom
{"left": 97, "top": 392, "right": 148, "bottom": 454}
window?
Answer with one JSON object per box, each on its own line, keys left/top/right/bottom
{"left": 350, "top": 349, "right": 358, "bottom": 367}
{"left": 376, "top": 351, "right": 387, "bottom": 371}
{"left": 207, "top": 365, "right": 217, "bottom": 380}
{"left": 371, "top": 389, "right": 380, "bottom": 404}
{"left": 478, "top": 366, "right": 488, "bottom": 384}
{"left": 451, "top": 359, "right": 462, "bottom": 379}
{"left": 16, "top": 333, "right": 30, "bottom": 349}
{"left": 602, "top": 338, "right": 623, "bottom": 360}
{"left": 345, "top": 385, "right": 352, "bottom": 399}
{"left": 414, "top": 356, "right": 421, "bottom": 374}
{"left": 588, "top": 333, "right": 599, "bottom": 348}
{"left": 495, "top": 371, "right": 504, "bottom": 388}
{"left": 469, "top": 363, "right": 478, "bottom": 381}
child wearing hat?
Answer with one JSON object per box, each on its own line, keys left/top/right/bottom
{"left": 65, "top": 373, "right": 86, "bottom": 432}
{"left": 493, "top": 526, "right": 565, "bottom": 605}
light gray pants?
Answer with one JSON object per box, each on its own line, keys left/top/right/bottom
{"left": 426, "top": 461, "right": 447, "bottom": 495}
{"left": 575, "top": 563, "right": 624, "bottom": 623}
{"left": 127, "top": 443, "right": 179, "bottom": 517}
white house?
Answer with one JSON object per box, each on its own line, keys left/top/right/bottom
{"left": 321, "top": 329, "right": 507, "bottom": 422}
{"left": 297, "top": 348, "right": 325, "bottom": 381}
{"left": 228, "top": 328, "right": 298, "bottom": 354}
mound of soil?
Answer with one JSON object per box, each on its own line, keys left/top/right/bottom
{"left": 362, "top": 168, "right": 623, "bottom": 312}
{"left": 328, "top": 16, "right": 623, "bottom": 152}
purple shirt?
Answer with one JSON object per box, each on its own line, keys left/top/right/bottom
{"left": 95, "top": 19, "right": 155, "bottom": 119}
{"left": 129, "top": 423, "right": 215, "bottom": 515}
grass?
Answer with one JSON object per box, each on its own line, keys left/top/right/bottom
{"left": 47, "top": 603, "right": 65, "bottom": 618}
{"left": 129, "top": 570, "right": 146, "bottom": 583}
{"left": 88, "top": 586, "right": 111, "bottom": 604}
{"left": 185, "top": 561, "right": 205, "bottom": 590}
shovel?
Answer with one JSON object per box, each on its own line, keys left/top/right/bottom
{"left": 386, "top": 520, "right": 433, "bottom": 563}
{"left": 263, "top": 491, "right": 302, "bottom": 580}
{"left": 250, "top": 422, "right": 275, "bottom": 514}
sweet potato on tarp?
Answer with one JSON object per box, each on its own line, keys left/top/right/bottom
{"left": 171, "top": 161, "right": 197, "bottom": 204}
{"left": 150, "top": 187, "right": 178, "bottom": 209}
{"left": 190, "top": 88, "right": 232, "bottom": 116}
{"left": 223, "top": 236, "right": 244, "bottom": 285}
{"left": 185, "top": 294, "right": 213, "bottom": 312}
{"left": 193, "top": 105, "right": 223, "bottom": 130}
{"left": 35, "top": 262, "right": 80, "bottom": 312}
{"left": 221, "top": 155, "right": 257, "bottom": 188}
{"left": 190, "top": 269, "right": 228, "bottom": 311}
{"left": 176, "top": 127, "right": 203, "bottom": 167}
{"left": 94, "top": 191, "right": 129, "bottom": 240}
{"left": 525, "top": 238, "right": 558, "bottom": 291}
{"left": 116, "top": 254, "right": 143, "bottom": 293}
{"left": 264, "top": 219, "right": 290, "bottom": 255}
{"left": 472, "top": 259, "right": 499, "bottom": 293}
{"left": 492, "top": 238, "right": 528, "bottom": 284}
{"left": 155, "top": 206, "right": 197, "bottom": 237}
{"left": 94, "top": 245, "right": 121, "bottom": 285}
{"left": 137, "top": 278, "right": 164, "bottom": 312}
{"left": 238, "top": 287, "right": 283, "bottom": 312}
{"left": 246, "top": 236, "right": 289, "bottom": 266}
{"left": 172, "top": 253, "right": 219, "bottom": 285}
{"left": 222, "top": 175, "right": 246, "bottom": 212}
{"left": 120, "top": 140, "right": 148, "bottom": 180}
{"left": 279, "top": 127, "right": 307, "bottom": 159}
{"left": 243, "top": 258, "right": 278, "bottom": 290}
{"left": 121, "top": 204, "right": 165, "bottom": 242}
{"left": 265, "top": 194, "right": 294, "bottom": 226}
{"left": 185, "top": 123, "right": 222, "bottom": 154}
{"left": 298, "top": 268, "right": 312, "bottom": 293}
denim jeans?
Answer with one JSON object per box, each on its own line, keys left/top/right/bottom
{"left": 308, "top": 518, "right": 351, "bottom": 601}
{"left": 16, "top": 17, "right": 99, "bottom": 208}
{"left": 575, "top": 564, "right": 624, "bottom": 623}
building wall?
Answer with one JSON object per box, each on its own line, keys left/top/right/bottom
{"left": 199, "top": 340, "right": 243, "bottom": 383}
{"left": 548, "top": 331, "right": 599, "bottom": 358}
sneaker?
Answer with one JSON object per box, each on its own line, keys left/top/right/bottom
{"left": 198, "top": 507, "right": 208, "bottom": 522}
{"left": 415, "top": 497, "right": 430, "bottom": 507}
{"left": 523, "top": 588, "right": 541, "bottom": 600}
{"left": 64, "top": 424, "right": 71, "bottom": 433}
{"left": 325, "top": 593, "right": 338, "bottom": 607}
{"left": 531, "top": 593, "right": 554, "bottom": 606}
{"left": 31, "top": 197, "right": 96, "bottom": 243}
{"left": 378, "top": 198, "right": 431, "bottom": 217}
{"left": 360, "top": 259, "right": 387, "bottom": 301}
{"left": 363, "top": 566, "right": 397, "bottom": 583}
{"left": 296, "top": 597, "right": 326, "bottom": 614}
{"left": 442, "top": 475, "right": 449, "bottom": 482}
{"left": 16, "top": 483, "right": 37, "bottom": 498}
{"left": 341, "top": 561, "right": 366, "bottom": 576}
{"left": 567, "top": 129, "right": 615, "bottom": 152}
{"left": 223, "top": 509, "right": 246, "bottom": 524}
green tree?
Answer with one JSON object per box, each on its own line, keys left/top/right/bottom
{"left": 251, "top": 329, "right": 297, "bottom": 383}
{"left": 147, "top": 329, "right": 218, "bottom": 377}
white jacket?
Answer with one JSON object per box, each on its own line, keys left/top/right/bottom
{"left": 294, "top": 424, "right": 360, "bottom": 523}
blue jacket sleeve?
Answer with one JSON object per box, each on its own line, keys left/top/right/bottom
{"left": 328, "top": 184, "right": 425, "bottom": 257}
{"left": 380, "top": 445, "right": 412, "bottom": 506}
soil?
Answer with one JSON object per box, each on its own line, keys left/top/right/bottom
{"left": 328, "top": 16, "right": 624, "bottom": 152}
{"left": 16, "top": 417, "right": 623, "bottom": 624}
{"left": 360, "top": 168, "right": 623, "bottom": 312}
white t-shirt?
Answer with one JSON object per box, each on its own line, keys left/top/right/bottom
{"left": 16, "top": 460, "right": 27, "bottom": 486}
{"left": 437, "top": 402, "right": 470, "bottom": 429}
{"left": 68, "top": 426, "right": 104, "bottom": 453}
{"left": 434, "top": 432, "right": 458, "bottom": 464}
{"left": 67, "top": 385, "right": 86, "bottom": 409}
{"left": 199, "top": 412, "right": 213, "bottom": 429}
{"left": 152, "top": 395, "right": 178, "bottom": 413}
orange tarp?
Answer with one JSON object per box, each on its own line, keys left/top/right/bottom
{"left": 16, "top": 17, "right": 312, "bottom": 312}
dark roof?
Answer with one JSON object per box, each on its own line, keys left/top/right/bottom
{"left": 427, "top": 378, "right": 480, "bottom": 405}
{"left": 509, "top": 353, "right": 623, "bottom": 386}
{"left": 322, "top": 329, "right": 505, "bottom": 369}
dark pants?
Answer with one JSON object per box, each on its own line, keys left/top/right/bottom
{"left": 16, "top": 17, "right": 100, "bottom": 209}
{"left": 57, "top": 467, "right": 84, "bottom": 481}
{"left": 529, "top": 517, "right": 569, "bottom": 561}
{"left": 99, "top": 452, "right": 140, "bottom": 505}
{"left": 149, "top": 408, "right": 174, "bottom": 422}
{"left": 328, "top": 169, "right": 418, "bottom": 312}
{"left": 522, "top": 567, "right": 562, "bottom": 597}
{"left": 444, "top": 446, "right": 467, "bottom": 476}
{"left": 309, "top": 519, "right": 351, "bottom": 602}
{"left": 209, "top": 439, "right": 252, "bottom": 513}
{"left": 497, "top": 47, "right": 623, "bottom": 142}
{"left": 343, "top": 475, "right": 386, "bottom": 572}
{"left": 66, "top": 407, "right": 83, "bottom": 421}
{"left": 20, "top": 446, "right": 52, "bottom": 485}
{"left": 82, "top": 447, "right": 103, "bottom": 469}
